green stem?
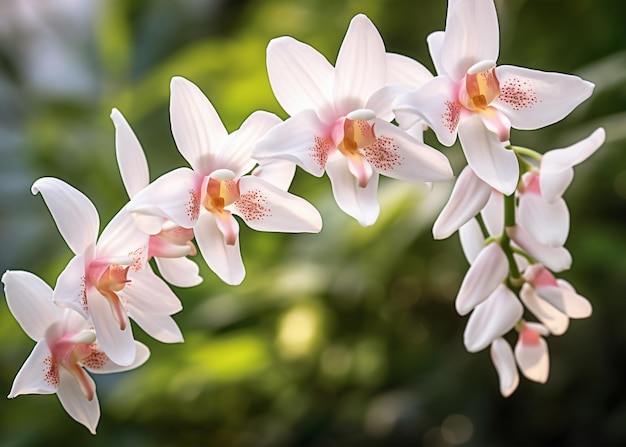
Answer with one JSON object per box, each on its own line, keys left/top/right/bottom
{"left": 501, "top": 193, "right": 522, "bottom": 281}
{"left": 475, "top": 213, "right": 490, "bottom": 240}
{"left": 507, "top": 145, "right": 542, "bottom": 162}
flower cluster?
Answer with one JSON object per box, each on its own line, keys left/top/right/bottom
{"left": 3, "top": 0, "right": 603, "bottom": 433}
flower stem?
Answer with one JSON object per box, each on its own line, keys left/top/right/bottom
{"left": 501, "top": 193, "right": 521, "bottom": 282}
{"left": 507, "top": 145, "right": 542, "bottom": 162}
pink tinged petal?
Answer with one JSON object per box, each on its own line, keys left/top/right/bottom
{"left": 367, "top": 120, "right": 453, "bottom": 182}
{"left": 507, "top": 225, "right": 572, "bottom": 273}
{"left": 129, "top": 312, "right": 184, "bottom": 344}
{"left": 334, "top": 14, "right": 387, "bottom": 115}
{"left": 455, "top": 242, "right": 508, "bottom": 316}
{"left": 464, "top": 285, "right": 523, "bottom": 353}
{"left": 85, "top": 341, "right": 150, "bottom": 374}
{"left": 56, "top": 367, "right": 100, "bottom": 435}
{"left": 540, "top": 128, "right": 606, "bottom": 203}
{"left": 170, "top": 76, "right": 228, "bottom": 174}
{"left": 8, "top": 340, "right": 57, "bottom": 397}
{"left": 87, "top": 291, "right": 135, "bottom": 366}
{"left": 556, "top": 279, "right": 592, "bottom": 318}
{"left": 326, "top": 156, "right": 380, "bottom": 226}
{"left": 458, "top": 115, "right": 518, "bottom": 195}
{"left": 266, "top": 36, "right": 334, "bottom": 117}
{"left": 494, "top": 65, "right": 594, "bottom": 130}
{"left": 393, "top": 76, "right": 461, "bottom": 146}
{"left": 426, "top": 31, "right": 446, "bottom": 77}
{"left": 252, "top": 159, "right": 296, "bottom": 191}
{"left": 110, "top": 108, "right": 149, "bottom": 199}
{"left": 478, "top": 107, "right": 511, "bottom": 143}
{"left": 123, "top": 267, "right": 183, "bottom": 316}
{"left": 232, "top": 176, "right": 322, "bottom": 233}
{"left": 520, "top": 283, "right": 569, "bottom": 336}
{"left": 195, "top": 209, "right": 245, "bottom": 285}
{"left": 386, "top": 53, "right": 433, "bottom": 88}
{"left": 481, "top": 190, "right": 504, "bottom": 236}
{"left": 54, "top": 254, "right": 89, "bottom": 317}
{"left": 441, "top": 0, "right": 499, "bottom": 81}
{"left": 253, "top": 109, "right": 331, "bottom": 177}
{"left": 217, "top": 111, "right": 282, "bottom": 178}
{"left": 2, "top": 270, "right": 63, "bottom": 341}
{"left": 155, "top": 257, "right": 202, "bottom": 288}
{"left": 490, "top": 338, "right": 519, "bottom": 397}
{"left": 433, "top": 166, "right": 491, "bottom": 240}
{"left": 31, "top": 177, "right": 99, "bottom": 256}
{"left": 515, "top": 331, "right": 549, "bottom": 383}
{"left": 129, "top": 167, "right": 203, "bottom": 229}
{"left": 459, "top": 219, "right": 485, "bottom": 264}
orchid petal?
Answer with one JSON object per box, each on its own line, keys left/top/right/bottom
{"left": 367, "top": 120, "right": 453, "bottom": 182}
{"left": 458, "top": 115, "right": 518, "bottom": 195}
{"left": 520, "top": 283, "right": 569, "bottom": 336}
{"left": 366, "top": 85, "right": 412, "bottom": 122}
{"left": 252, "top": 159, "right": 296, "bottom": 191}
{"left": 56, "top": 367, "right": 100, "bottom": 434}
{"left": 97, "top": 207, "right": 149, "bottom": 264}
{"left": 131, "top": 311, "right": 184, "bottom": 344}
{"left": 518, "top": 192, "right": 569, "bottom": 247}
{"left": 155, "top": 257, "right": 202, "bottom": 288}
{"left": 426, "top": 31, "right": 446, "bottom": 77}
{"left": 490, "top": 338, "right": 519, "bottom": 397}
{"left": 494, "top": 65, "right": 594, "bottom": 130}
{"left": 481, "top": 190, "right": 504, "bottom": 236}
{"left": 464, "top": 285, "right": 523, "bottom": 353}
{"left": 2, "top": 270, "right": 63, "bottom": 341}
{"left": 232, "top": 176, "right": 322, "bottom": 233}
{"left": 459, "top": 219, "right": 485, "bottom": 265}
{"left": 334, "top": 14, "right": 386, "bottom": 115}
{"left": 540, "top": 128, "right": 606, "bottom": 202}
{"left": 515, "top": 335, "right": 549, "bottom": 384}
{"left": 441, "top": 0, "right": 499, "bottom": 81}
{"left": 123, "top": 267, "right": 183, "bottom": 316}
{"left": 111, "top": 108, "right": 149, "bottom": 198}
{"left": 53, "top": 254, "right": 89, "bottom": 317}
{"left": 266, "top": 36, "right": 334, "bottom": 117}
{"left": 195, "top": 209, "right": 245, "bottom": 285}
{"left": 85, "top": 342, "right": 150, "bottom": 374}
{"left": 87, "top": 291, "right": 135, "bottom": 366}
{"left": 8, "top": 340, "right": 57, "bottom": 397}
{"left": 129, "top": 168, "right": 203, "bottom": 229}
{"left": 170, "top": 76, "right": 228, "bottom": 175}
{"left": 31, "top": 177, "right": 99, "bottom": 256}
{"left": 537, "top": 279, "right": 593, "bottom": 319}
{"left": 253, "top": 109, "right": 330, "bottom": 177}
{"left": 507, "top": 225, "right": 572, "bottom": 272}
{"left": 326, "top": 156, "right": 380, "bottom": 226}
{"left": 433, "top": 166, "right": 491, "bottom": 240}
{"left": 456, "top": 242, "right": 508, "bottom": 315}
{"left": 386, "top": 52, "right": 433, "bottom": 88}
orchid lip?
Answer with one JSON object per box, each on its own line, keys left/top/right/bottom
{"left": 467, "top": 60, "right": 497, "bottom": 75}
{"left": 346, "top": 108, "right": 376, "bottom": 121}
{"left": 68, "top": 330, "right": 97, "bottom": 345}
{"left": 209, "top": 169, "right": 236, "bottom": 181}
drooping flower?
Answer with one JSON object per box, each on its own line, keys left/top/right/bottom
{"left": 127, "top": 76, "right": 323, "bottom": 285}
{"left": 253, "top": 14, "right": 453, "bottom": 226}
{"left": 393, "top": 0, "right": 594, "bottom": 195}
{"left": 2, "top": 270, "right": 150, "bottom": 434}
{"left": 111, "top": 108, "right": 202, "bottom": 288}
{"left": 32, "top": 177, "right": 183, "bottom": 366}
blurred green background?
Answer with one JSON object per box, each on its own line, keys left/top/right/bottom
{"left": 0, "top": 0, "right": 625, "bottom": 445}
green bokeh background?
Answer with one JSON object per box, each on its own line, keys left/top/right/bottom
{"left": 0, "top": 0, "right": 624, "bottom": 445}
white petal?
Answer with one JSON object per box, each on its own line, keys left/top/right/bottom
{"left": 54, "top": 254, "right": 89, "bottom": 317}
{"left": 123, "top": 267, "right": 183, "bottom": 316}
{"left": 170, "top": 76, "right": 228, "bottom": 175}
{"left": 458, "top": 116, "right": 518, "bottom": 196}
{"left": 2, "top": 270, "right": 63, "bottom": 341}
{"left": 507, "top": 225, "right": 572, "bottom": 273}
{"left": 232, "top": 176, "right": 322, "bottom": 233}
{"left": 366, "top": 120, "right": 453, "bottom": 182}
{"left": 366, "top": 85, "right": 412, "bottom": 122}
{"left": 459, "top": 219, "right": 485, "bottom": 264}
{"left": 96, "top": 206, "right": 149, "bottom": 263}
{"left": 541, "top": 279, "right": 593, "bottom": 319}
{"left": 540, "top": 128, "right": 606, "bottom": 202}
{"left": 326, "top": 157, "right": 380, "bottom": 226}
{"left": 441, "top": 0, "right": 499, "bottom": 81}
{"left": 490, "top": 338, "right": 519, "bottom": 397}
{"left": 518, "top": 193, "right": 570, "bottom": 247}
{"left": 520, "top": 283, "right": 569, "bottom": 336}
{"left": 386, "top": 52, "right": 433, "bottom": 88}
{"left": 494, "top": 65, "right": 594, "bottom": 130}
{"left": 334, "top": 14, "right": 386, "bottom": 115}
{"left": 253, "top": 109, "right": 330, "bottom": 177}
{"left": 252, "top": 159, "right": 296, "bottom": 191}
{"left": 481, "top": 191, "right": 504, "bottom": 237}
{"left": 456, "top": 242, "right": 508, "bottom": 315}
{"left": 464, "top": 285, "right": 523, "bottom": 353}
{"left": 194, "top": 209, "right": 245, "bottom": 285}
{"left": 216, "top": 110, "right": 282, "bottom": 177}
{"left": 56, "top": 367, "right": 100, "bottom": 434}
{"left": 31, "top": 177, "right": 99, "bottom": 256}
{"left": 426, "top": 31, "right": 446, "bottom": 77}
{"left": 433, "top": 166, "right": 491, "bottom": 240}
{"left": 515, "top": 336, "right": 549, "bottom": 383}
{"left": 130, "top": 311, "right": 184, "bottom": 344}
{"left": 155, "top": 256, "right": 202, "bottom": 288}
{"left": 111, "top": 108, "right": 149, "bottom": 199}
{"left": 128, "top": 168, "right": 203, "bottom": 229}
{"left": 85, "top": 341, "right": 150, "bottom": 374}
{"left": 8, "top": 340, "right": 57, "bottom": 397}
{"left": 266, "top": 36, "right": 334, "bottom": 117}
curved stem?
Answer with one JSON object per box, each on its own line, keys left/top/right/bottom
{"left": 501, "top": 193, "right": 521, "bottom": 281}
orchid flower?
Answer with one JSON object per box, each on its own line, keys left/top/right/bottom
{"left": 393, "top": 0, "right": 594, "bottom": 195}
{"left": 111, "top": 108, "right": 202, "bottom": 288}
{"left": 127, "top": 76, "right": 323, "bottom": 286}
{"left": 2, "top": 270, "right": 150, "bottom": 434}
{"left": 253, "top": 14, "right": 453, "bottom": 226}
{"left": 32, "top": 177, "right": 183, "bottom": 366}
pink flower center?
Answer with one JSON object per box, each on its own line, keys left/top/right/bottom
{"left": 202, "top": 171, "right": 241, "bottom": 245}
{"left": 331, "top": 112, "right": 377, "bottom": 188}
{"left": 148, "top": 222, "right": 196, "bottom": 259}
{"left": 88, "top": 259, "right": 132, "bottom": 331}
{"left": 458, "top": 61, "right": 501, "bottom": 112}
